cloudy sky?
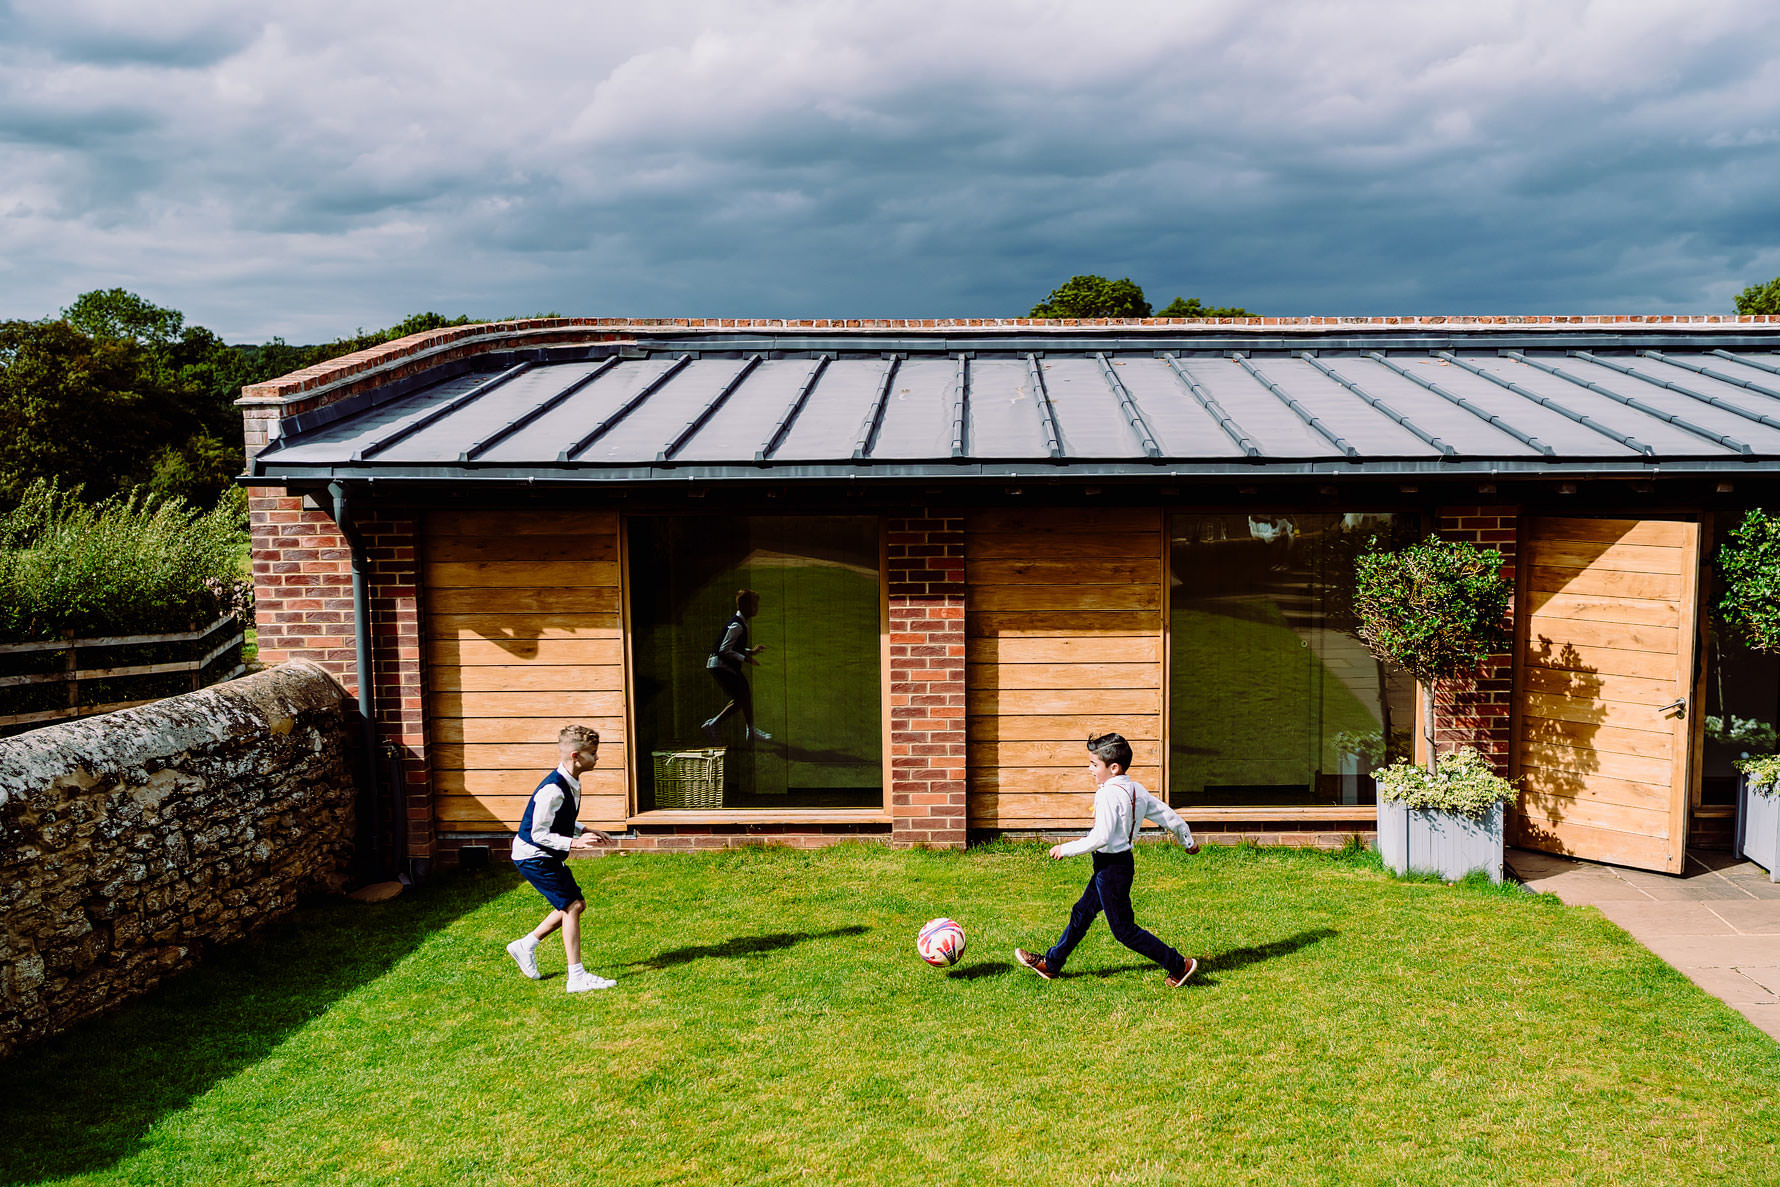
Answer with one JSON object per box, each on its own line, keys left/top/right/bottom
{"left": 2, "top": 0, "right": 1779, "bottom": 341}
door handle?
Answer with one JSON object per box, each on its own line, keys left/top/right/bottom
{"left": 1657, "top": 698, "right": 1686, "bottom": 719}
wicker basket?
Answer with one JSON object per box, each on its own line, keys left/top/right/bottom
{"left": 652, "top": 747, "right": 725, "bottom": 809}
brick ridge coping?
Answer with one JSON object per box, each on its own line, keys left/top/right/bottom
{"left": 238, "top": 313, "right": 1780, "bottom": 411}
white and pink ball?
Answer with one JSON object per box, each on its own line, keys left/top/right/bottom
{"left": 917, "top": 918, "right": 967, "bottom": 967}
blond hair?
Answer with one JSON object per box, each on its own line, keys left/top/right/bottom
{"left": 558, "top": 725, "right": 600, "bottom": 749}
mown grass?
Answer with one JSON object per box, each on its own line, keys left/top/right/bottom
{"left": 5, "top": 843, "right": 1778, "bottom": 1186}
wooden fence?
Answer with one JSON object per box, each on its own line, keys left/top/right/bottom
{"left": 0, "top": 616, "right": 246, "bottom": 735}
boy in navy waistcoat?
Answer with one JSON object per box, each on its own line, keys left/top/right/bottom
{"left": 506, "top": 725, "right": 615, "bottom": 993}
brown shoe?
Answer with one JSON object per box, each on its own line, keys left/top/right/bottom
{"left": 1015, "top": 948, "right": 1056, "bottom": 980}
{"left": 1165, "top": 957, "right": 1199, "bottom": 988}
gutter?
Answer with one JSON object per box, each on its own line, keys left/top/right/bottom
{"left": 326, "top": 480, "right": 393, "bottom": 882}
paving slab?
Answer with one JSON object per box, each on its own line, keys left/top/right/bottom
{"left": 1641, "top": 934, "right": 1780, "bottom": 968}
{"left": 1595, "top": 901, "right": 1736, "bottom": 936}
{"left": 1515, "top": 871, "right": 1655, "bottom": 905}
{"left": 1704, "top": 900, "right": 1780, "bottom": 934}
{"left": 1736, "top": 965, "right": 1780, "bottom": 996}
{"left": 1678, "top": 966, "right": 1780, "bottom": 1005}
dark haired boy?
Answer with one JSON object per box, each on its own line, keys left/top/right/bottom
{"left": 506, "top": 724, "right": 615, "bottom": 993}
{"left": 1016, "top": 732, "right": 1201, "bottom": 987}
{"left": 702, "top": 588, "right": 770, "bottom": 742}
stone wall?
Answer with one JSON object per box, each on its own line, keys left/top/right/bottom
{"left": 0, "top": 661, "right": 356, "bottom": 1059}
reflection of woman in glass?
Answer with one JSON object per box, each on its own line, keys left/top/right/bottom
{"left": 702, "top": 589, "right": 770, "bottom": 742}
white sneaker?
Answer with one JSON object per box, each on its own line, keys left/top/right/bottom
{"left": 747, "top": 725, "right": 772, "bottom": 741}
{"left": 566, "top": 970, "right": 615, "bottom": 993}
{"left": 506, "top": 938, "right": 540, "bottom": 980}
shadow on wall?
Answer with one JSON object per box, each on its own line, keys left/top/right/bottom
{"left": 0, "top": 868, "right": 513, "bottom": 1184}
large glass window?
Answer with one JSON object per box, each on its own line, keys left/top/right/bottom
{"left": 1168, "top": 511, "right": 1415, "bottom": 807}
{"left": 628, "top": 516, "right": 882, "bottom": 811}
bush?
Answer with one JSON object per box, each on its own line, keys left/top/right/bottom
{"left": 0, "top": 482, "right": 249, "bottom": 643}
{"left": 1373, "top": 747, "right": 1519, "bottom": 818}
{"left": 1735, "top": 754, "right": 1780, "bottom": 793}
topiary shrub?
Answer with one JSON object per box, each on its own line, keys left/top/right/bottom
{"left": 1353, "top": 535, "right": 1511, "bottom": 774}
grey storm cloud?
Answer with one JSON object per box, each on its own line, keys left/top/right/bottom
{"left": 1, "top": 0, "right": 1779, "bottom": 341}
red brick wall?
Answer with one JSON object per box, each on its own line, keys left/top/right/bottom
{"left": 887, "top": 512, "right": 966, "bottom": 848}
{"left": 1432, "top": 507, "right": 1519, "bottom": 775}
{"left": 249, "top": 494, "right": 354, "bottom": 683}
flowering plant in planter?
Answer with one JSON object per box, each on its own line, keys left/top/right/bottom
{"left": 1734, "top": 754, "right": 1780, "bottom": 795}
{"left": 1373, "top": 746, "right": 1520, "bottom": 819}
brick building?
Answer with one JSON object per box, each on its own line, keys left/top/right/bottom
{"left": 240, "top": 315, "right": 1780, "bottom": 876}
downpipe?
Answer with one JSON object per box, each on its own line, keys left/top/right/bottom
{"left": 327, "top": 480, "right": 392, "bottom": 883}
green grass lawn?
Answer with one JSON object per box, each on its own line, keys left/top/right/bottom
{"left": 5, "top": 843, "right": 1779, "bottom": 1186}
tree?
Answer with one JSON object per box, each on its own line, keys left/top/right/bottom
{"left": 1029, "top": 275, "right": 1151, "bottom": 319}
{"left": 1352, "top": 536, "right": 1512, "bottom": 775}
{"left": 0, "top": 292, "right": 492, "bottom": 512}
{"left": 1157, "top": 296, "right": 1250, "bottom": 318}
{"left": 63, "top": 288, "right": 187, "bottom": 346}
{"left": 1736, "top": 277, "right": 1780, "bottom": 316}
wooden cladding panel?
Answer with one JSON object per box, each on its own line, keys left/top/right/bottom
{"left": 1511, "top": 516, "right": 1698, "bottom": 874}
{"left": 965, "top": 508, "right": 1164, "bottom": 829}
{"left": 426, "top": 509, "right": 628, "bottom": 833}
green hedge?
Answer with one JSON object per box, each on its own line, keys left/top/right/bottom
{"left": 0, "top": 482, "right": 249, "bottom": 644}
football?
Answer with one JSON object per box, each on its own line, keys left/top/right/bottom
{"left": 916, "top": 917, "right": 967, "bottom": 967}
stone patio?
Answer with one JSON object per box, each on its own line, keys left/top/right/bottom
{"left": 1506, "top": 846, "right": 1780, "bottom": 1041}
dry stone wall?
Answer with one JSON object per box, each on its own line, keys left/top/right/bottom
{"left": 0, "top": 661, "right": 356, "bottom": 1059}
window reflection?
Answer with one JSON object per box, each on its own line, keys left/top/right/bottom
{"left": 629, "top": 516, "right": 882, "bottom": 810}
{"left": 1168, "top": 512, "right": 1415, "bottom": 807}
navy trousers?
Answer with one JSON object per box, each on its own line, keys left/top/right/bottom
{"left": 1045, "top": 850, "right": 1185, "bottom": 977}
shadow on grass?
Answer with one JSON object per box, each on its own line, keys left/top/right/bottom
{"left": 0, "top": 867, "right": 514, "bottom": 1187}
{"left": 629, "top": 925, "right": 870, "bottom": 970}
{"left": 1200, "top": 927, "right": 1339, "bottom": 978}
{"left": 1073, "top": 927, "right": 1340, "bottom": 982}
{"left": 947, "top": 961, "right": 1013, "bottom": 980}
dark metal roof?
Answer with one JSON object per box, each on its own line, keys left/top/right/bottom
{"left": 248, "top": 333, "right": 1780, "bottom": 484}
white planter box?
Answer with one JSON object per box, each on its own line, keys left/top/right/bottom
{"left": 1736, "top": 775, "right": 1780, "bottom": 883}
{"left": 1376, "top": 799, "right": 1504, "bottom": 883}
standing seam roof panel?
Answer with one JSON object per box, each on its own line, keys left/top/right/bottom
{"left": 1465, "top": 354, "right": 1727, "bottom": 455}
{"left": 672, "top": 359, "right": 811, "bottom": 462}
{"left": 964, "top": 358, "right": 1052, "bottom": 459}
{"left": 1116, "top": 359, "right": 1250, "bottom": 460}
{"left": 480, "top": 357, "right": 677, "bottom": 463}
{"left": 1324, "top": 356, "right": 1542, "bottom": 458}
{"left": 866, "top": 356, "right": 955, "bottom": 459}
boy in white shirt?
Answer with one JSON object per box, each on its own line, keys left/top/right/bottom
{"left": 1016, "top": 731, "right": 1201, "bottom": 987}
{"left": 505, "top": 725, "right": 615, "bottom": 993}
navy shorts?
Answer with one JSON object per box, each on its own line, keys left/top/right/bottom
{"left": 514, "top": 855, "right": 584, "bottom": 910}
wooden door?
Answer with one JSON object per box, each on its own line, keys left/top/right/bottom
{"left": 1512, "top": 516, "right": 1702, "bottom": 873}
{"left": 964, "top": 508, "right": 1165, "bottom": 828}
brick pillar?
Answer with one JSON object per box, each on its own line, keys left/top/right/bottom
{"left": 887, "top": 512, "right": 966, "bottom": 848}
{"left": 1433, "top": 507, "right": 1519, "bottom": 775}
{"left": 364, "top": 514, "right": 433, "bottom": 865}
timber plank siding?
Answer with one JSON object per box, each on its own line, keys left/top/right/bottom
{"left": 965, "top": 508, "right": 1165, "bottom": 828}
{"left": 424, "top": 509, "right": 629, "bottom": 833}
